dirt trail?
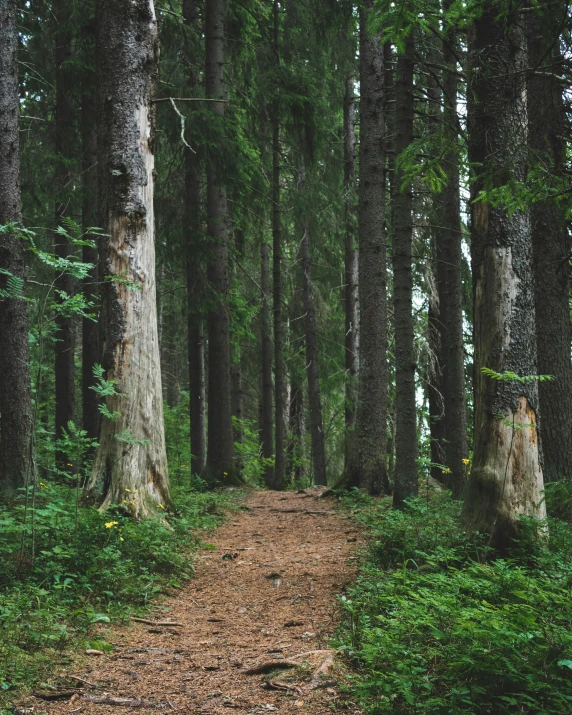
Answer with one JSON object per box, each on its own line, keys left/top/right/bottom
{"left": 37, "top": 489, "right": 361, "bottom": 714}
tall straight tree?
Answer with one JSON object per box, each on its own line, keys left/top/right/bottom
{"left": 87, "top": 0, "right": 171, "bottom": 516}
{"left": 436, "top": 11, "right": 468, "bottom": 496}
{"left": 300, "top": 219, "right": 327, "bottom": 486}
{"left": 342, "top": 4, "right": 389, "bottom": 494}
{"left": 81, "top": 14, "right": 100, "bottom": 444}
{"left": 272, "top": 0, "right": 286, "bottom": 490}
{"left": 343, "top": 74, "right": 359, "bottom": 471}
{"left": 462, "top": 2, "right": 545, "bottom": 547}
{"left": 528, "top": 2, "right": 572, "bottom": 482}
{"left": 54, "top": 0, "right": 76, "bottom": 464}
{"left": 0, "top": 0, "right": 33, "bottom": 494}
{"left": 183, "top": 0, "right": 206, "bottom": 476}
{"left": 204, "top": 0, "right": 235, "bottom": 482}
{"left": 260, "top": 238, "right": 274, "bottom": 486}
{"left": 392, "top": 31, "right": 418, "bottom": 508}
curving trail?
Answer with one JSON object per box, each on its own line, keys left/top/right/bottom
{"left": 38, "top": 488, "right": 361, "bottom": 714}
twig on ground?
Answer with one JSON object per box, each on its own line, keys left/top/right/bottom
{"left": 81, "top": 695, "right": 168, "bottom": 708}
{"left": 130, "top": 617, "right": 183, "bottom": 626}
{"left": 243, "top": 659, "right": 299, "bottom": 674}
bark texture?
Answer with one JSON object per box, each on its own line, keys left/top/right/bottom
{"left": 272, "top": 0, "right": 286, "bottom": 490}
{"left": 438, "top": 17, "right": 468, "bottom": 496}
{"left": 392, "top": 32, "right": 418, "bottom": 508}
{"left": 81, "top": 17, "right": 100, "bottom": 445}
{"left": 0, "top": 0, "right": 33, "bottom": 494}
{"left": 463, "top": 4, "right": 545, "bottom": 547}
{"left": 342, "top": 9, "right": 389, "bottom": 494}
{"left": 204, "top": 0, "right": 235, "bottom": 483}
{"left": 87, "top": 0, "right": 171, "bottom": 516}
{"left": 343, "top": 75, "right": 359, "bottom": 472}
{"left": 183, "top": 0, "right": 206, "bottom": 476}
{"left": 300, "top": 225, "right": 327, "bottom": 487}
{"left": 528, "top": 3, "right": 572, "bottom": 482}
{"left": 54, "top": 0, "right": 76, "bottom": 464}
{"left": 260, "top": 240, "right": 274, "bottom": 486}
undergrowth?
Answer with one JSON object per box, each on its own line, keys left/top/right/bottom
{"left": 0, "top": 481, "right": 239, "bottom": 707}
{"left": 337, "top": 489, "right": 572, "bottom": 714}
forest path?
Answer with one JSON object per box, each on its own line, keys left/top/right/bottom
{"left": 39, "top": 488, "right": 361, "bottom": 714}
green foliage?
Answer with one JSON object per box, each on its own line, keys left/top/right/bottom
{"left": 0, "top": 482, "right": 239, "bottom": 704}
{"left": 481, "top": 367, "right": 555, "bottom": 383}
{"left": 337, "top": 492, "right": 572, "bottom": 714}
{"left": 233, "top": 417, "right": 274, "bottom": 486}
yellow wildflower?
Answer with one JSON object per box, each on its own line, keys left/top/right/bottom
{"left": 462, "top": 458, "right": 470, "bottom": 465}
{"left": 125, "top": 488, "right": 131, "bottom": 493}
{"left": 158, "top": 503, "right": 165, "bottom": 510}
{"left": 120, "top": 537, "right": 124, "bottom": 542}
{"left": 105, "top": 521, "right": 119, "bottom": 529}
{"left": 39, "top": 481, "right": 48, "bottom": 489}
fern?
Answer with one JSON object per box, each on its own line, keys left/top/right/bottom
{"left": 481, "top": 367, "right": 555, "bottom": 383}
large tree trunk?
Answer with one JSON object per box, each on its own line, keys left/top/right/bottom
{"left": 462, "top": 3, "right": 545, "bottom": 547}
{"left": 54, "top": 0, "right": 76, "bottom": 466}
{"left": 81, "top": 15, "right": 100, "bottom": 446}
{"left": 272, "top": 0, "right": 286, "bottom": 490}
{"left": 87, "top": 0, "right": 171, "bottom": 517}
{"left": 204, "top": 0, "right": 235, "bottom": 483}
{"left": 183, "top": 0, "right": 206, "bottom": 477}
{"left": 343, "top": 75, "right": 359, "bottom": 472}
{"left": 340, "top": 7, "right": 389, "bottom": 495}
{"left": 528, "top": 3, "right": 572, "bottom": 483}
{"left": 260, "top": 239, "right": 274, "bottom": 487}
{"left": 427, "top": 267, "right": 446, "bottom": 483}
{"left": 300, "top": 224, "right": 327, "bottom": 486}
{"left": 392, "top": 32, "right": 418, "bottom": 508}
{"left": 438, "top": 17, "right": 468, "bottom": 496}
{"left": 0, "top": 0, "right": 33, "bottom": 494}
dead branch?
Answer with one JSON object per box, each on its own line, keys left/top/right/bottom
{"left": 265, "top": 680, "right": 303, "bottom": 695}
{"left": 130, "top": 617, "right": 183, "bottom": 626}
{"left": 243, "top": 659, "right": 299, "bottom": 674}
{"left": 306, "top": 652, "right": 335, "bottom": 690}
{"left": 82, "top": 695, "right": 168, "bottom": 708}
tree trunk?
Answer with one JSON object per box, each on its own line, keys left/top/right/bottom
{"left": 392, "top": 31, "right": 418, "bottom": 508}
{"left": 81, "top": 16, "right": 100, "bottom": 446}
{"left": 343, "top": 74, "right": 359, "bottom": 472}
{"left": 462, "top": 3, "right": 545, "bottom": 548}
{"left": 439, "top": 14, "right": 468, "bottom": 497}
{"left": 300, "top": 224, "right": 327, "bottom": 486}
{"left": 260, "top": 239, "right": 274, "bottom": 486}
{"left": 231, "top": 345, "right": 243, "bottom": 446}
{"left": 528, "top": 3, "right": 572, "bottom": 482}
{"left": 183, "top": 0, "right": 206, "bottom": 477}
{"left": 54, "top": 0, "right": 76, "bottom": 466}
{"left": 272, "top": 0, "right": 286, "bottom": 490}
{"left": 427, "top": 267, "right": 446, "bottom": 483}
{"left": 87, "top": 0, "right": 171, "bottom": 517}
{"left": 341, "top": 7, "right": 389, "bottom": 495}
{"left": 204, "top": 0, "right": 235, "bottom": 483}
{"left": 0, "top": 0, "right": 33, "bottom": 494}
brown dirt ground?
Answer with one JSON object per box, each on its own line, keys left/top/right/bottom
{"left": 31, "top": 488, "right": 362, "bottom": 715}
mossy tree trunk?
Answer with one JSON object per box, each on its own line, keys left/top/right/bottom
{"left": 87, "top": 0, "right": 171, "bottom": 517}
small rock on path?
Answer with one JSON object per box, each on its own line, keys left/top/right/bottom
{"left": 38, "top": 489, "right": 361, "bottom": 714}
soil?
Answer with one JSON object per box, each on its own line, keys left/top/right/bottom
{"left": 31, "top": 489, "right": 362, "bottom": 714}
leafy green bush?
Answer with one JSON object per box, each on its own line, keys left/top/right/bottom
{"left": 0, "top": 482, "right": 238, "bottom": 698}
{"left": 337, "top": 492, "right": 572, "bottom": 714}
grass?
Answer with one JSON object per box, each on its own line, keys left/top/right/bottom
{"left": 336, "top": 487, "right": 572, "bottom": 714}
{"left": 0, "top": 480, "right": 242, "bottom": 710}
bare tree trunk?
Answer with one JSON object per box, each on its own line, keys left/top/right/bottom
{"left": 427, "top": 267, "right": 446, "bottom": 482}
{"left": 343, "top": 75, "right": 359, "bottom": 472}
{"left": 260, "top": 239, "right": 274, "bottom": 486}
{"left": 204, "top": 0, "right": 235, "bottom": 483}
{"left": 87, "top": 0, "right": 171, "bottom": 517}
{"left": 528, "top": 3, "right": 572, "bottom": 483}
{"left": 341, "top": 6, "right": 389, "bottom": 495}
{"left": 272, "top": 0, "right": 286, "bottom": 490}
{"left": 392, "top": 32, "right": 418, "bottom": 508}
{"left": 81, "top": 15, "right": 100, "bottom": 446}
{"left": 439, "top": 15, "right": 468, "bottom": 497}
{"left": 0, "top": 0, "right": 33, "bottom": 494}
{"left": 183, "top": 0, "right": 206, "bottom": 477}
{"left": 54, "top": 0, "right": 75, "bottom": 466}
{"left": 300, "top": 224, "right": 327, "bottom": 486}
{"left": 462, "top": 3, "right": 545, "bottom": 548}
